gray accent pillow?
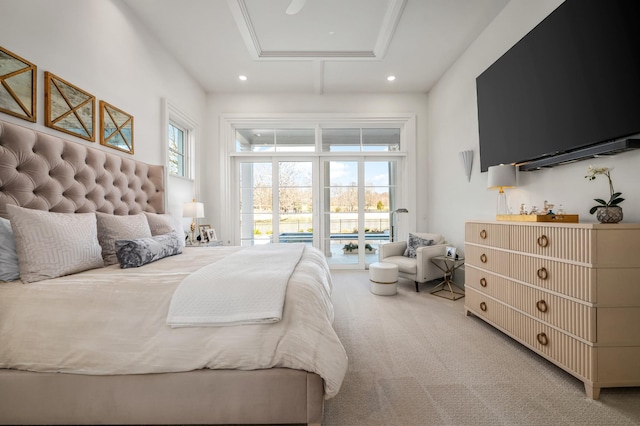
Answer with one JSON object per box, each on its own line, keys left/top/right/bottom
{"left": 115, "top": 231, "right": 183, "bottom": 268}
{"left": 0, "top": 217, "right": 20, "bottom": 282}
{"left": 144, "top": 212, "right": 186, "bottom": 247}
{"left": 6, "top": 205, "right": 104, "bottom": 283}
{"left": 96, "top": 212, "right": 152, "bottom": 266}
{"left": 403, "top": 233, "right": 434, "bottom": 258}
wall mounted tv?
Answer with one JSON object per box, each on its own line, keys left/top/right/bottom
{"left": 476, "top": 0, "right": 640, "bottom": 172}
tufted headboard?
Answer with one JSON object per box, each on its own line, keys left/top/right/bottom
{"left": 0, "top": 119, "right": 165, "bottom": 219}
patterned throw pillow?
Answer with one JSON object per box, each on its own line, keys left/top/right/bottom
{"left": 403, "top": 233, "right": 434, "bottom": 258}
{"left": 6, "top": 205, "right": 104, "bottom": 283}
{"left": 0, "top": 217, "right": 20, "bottom": 282}
{"left": 115, "top": 232, "right": 183, "bottom": 268}
{"left": 96, "top": 212, "right": 152, "bottom": 266}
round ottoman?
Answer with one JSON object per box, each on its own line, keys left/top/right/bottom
{"left": 369, "top": 262, "right": 399, "bottom": 296}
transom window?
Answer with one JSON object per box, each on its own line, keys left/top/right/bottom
{"left": 322, "top": 128, "right": 400, "bottom": 152}
{"left": 234, "top": 127, "right": 401, "bottom": 153}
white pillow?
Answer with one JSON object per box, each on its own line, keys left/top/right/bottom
{"left": 6, "top": 205, "right": 104, "bottom": 283}
{"left": 0, "top": 217, "right": 20, "bottom": 281}
{"left": 144, "top": 212, "right": 186, "bottom": 247}
{"left": 96, "top": 212, "right": 152, "bottom": 266}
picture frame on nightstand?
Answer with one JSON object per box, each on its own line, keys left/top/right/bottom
{"left": 198, "top": 224, "right": 211, "bottom": 241}
{"left": 206, "top": 228, "right": 218, "bottom": 242}
{"left": 445, "top": 246, "right": 456, "bottom": 259}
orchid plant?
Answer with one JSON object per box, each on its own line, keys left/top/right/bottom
{"left": 585, "top": 166, "right": 624, "bottom": 214}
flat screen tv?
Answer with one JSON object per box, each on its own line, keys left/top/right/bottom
{"left": 476, "top": 0, "right": 640, "bottom": 172}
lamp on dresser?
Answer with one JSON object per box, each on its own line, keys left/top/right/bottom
{"left": 183, "top": 199, "right": 204, "bottom": 245}
{"left": 487, "top": 164, "right": 516, "bottom": 215}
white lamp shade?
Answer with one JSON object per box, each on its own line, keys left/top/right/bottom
{"left": 183, "top": 201, "right": 204, "bottom": 218}
{"left": 487, "top": 164, "right": 517, "bottom": 190}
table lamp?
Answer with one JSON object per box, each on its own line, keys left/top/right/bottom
{"left": 487, "top": 164, "right": 516, "bottom": 216}
{"left": 183, "top": 199, "right": 204, "bottom": 244}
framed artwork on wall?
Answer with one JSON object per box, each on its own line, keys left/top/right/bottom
{"left": 100, "top": 100, "right": 134, "bottom": 154}
{"left": 45, "top": 72, "right": 95, "bottom": 141}
{"left": 0, "top": 45, "right": 37, "bottom": 122}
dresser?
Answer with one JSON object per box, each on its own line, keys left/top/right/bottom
{"left": 464, "top": 220, "right": 640, "bottom": 399}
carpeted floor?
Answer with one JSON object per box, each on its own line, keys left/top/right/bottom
{"left": 322, "top": 270, "right": 640, "bottom": 426}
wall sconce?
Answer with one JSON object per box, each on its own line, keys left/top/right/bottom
{"left": 487, "top": 164, "right": 517, "bottom": 216}
{"left": 390, "top": 208, "right": 409, "bottom": 242}
{"left": 459, "top": 150, "right": 473, "bottom": 182}
{"left": 183, "top": 199, "right": 204, "bottom": 245}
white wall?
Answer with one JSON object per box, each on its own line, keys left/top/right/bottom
{"left": 0, "top": 0, "right": 206, "bottom": 220}
{"left": 204, "top": 93, "right": 429, "bottom": 243}
{"left": 426, "top": 0, "right": 640, "bottom": 252}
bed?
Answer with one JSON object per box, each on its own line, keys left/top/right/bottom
{"left": 0, "top": 119, "right": 347, "bottom": 425}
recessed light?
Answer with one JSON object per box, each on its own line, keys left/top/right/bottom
{"left": 239, "top": 75, "right": 248, "bottom": 81}
{"left": 387, "top": 75, "right": 396, "bottom": 81}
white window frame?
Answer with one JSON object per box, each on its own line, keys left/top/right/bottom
{"left": 220, "top": 113, "right": 417, "bottom": 246}
{"left": 163, "top": 99, "right": 197, "bottom": 181}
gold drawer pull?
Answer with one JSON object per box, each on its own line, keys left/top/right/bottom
{"left": 480, "top": 253, "right": 487, "bottom": 263}
{"left": 480, "top": 229, "right": 487, "bottom": 239}
{"left": 536, "top": 332, "right": 549, "bottom": 346}
{"left": 536, "top": 300, "right": 548, "bottom": 313}
{"left": 537, "top": 235, "right": 549, "bottom": 247}
{"left": 480, "top": 277, "right": 487, "bottom": 287}
{"left": 480, "top": 302, "right": 487, "bottom": 312}
{"left": 536, "top": 267, "right": 548, "bottom": 280}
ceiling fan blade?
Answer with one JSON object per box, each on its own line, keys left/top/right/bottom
{"left": 285, "top": 0, "right": 306, "bottom": 15}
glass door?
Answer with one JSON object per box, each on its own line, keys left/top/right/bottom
{"left": 322, "top": 159, "right": 397, "bottom": 268}
{"left": 239, "top": 160, "right": 314, "bottom": 246}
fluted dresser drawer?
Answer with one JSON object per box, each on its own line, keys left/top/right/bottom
{"left": 465, "top": 222, "right": 509, "bottom": 248}
{"left": 509, "top": 252, "right": 595, "bottom": 302}
{"left": 466, "top": 266, "right": 595, "bottom": 342}
{"left": 510, "top": 225, "right": 593, "bottom": 263}
{"left": 466, "top": 287, "right": 594, "bottom": 382}
{"left": 464, "top": 245, "right": 509, "bottom": 274}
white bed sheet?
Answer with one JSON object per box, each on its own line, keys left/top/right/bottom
{"left": 0, "top": 246, "right": 347, "bottom": 398}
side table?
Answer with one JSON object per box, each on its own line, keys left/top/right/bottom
{"left": 430, "top": 255, "right": 465, "bottom": 300}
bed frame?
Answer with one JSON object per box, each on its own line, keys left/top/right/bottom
{"left": 0, "top": 119, "right": 324, "bottom": 425}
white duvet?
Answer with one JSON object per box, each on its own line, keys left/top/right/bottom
{"left": 167, "top": 244, "right": 305, "bottom": 327}
{"left": 0, "top": 245, "right": 347, "bottom": 398}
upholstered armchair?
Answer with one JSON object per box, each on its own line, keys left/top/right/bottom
{"left": 378, "top": 232, "right": 447, "bottom": 292}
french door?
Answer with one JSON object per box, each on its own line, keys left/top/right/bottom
{"left": 321, "top": 158, "right": 398, "bottom": 269}
{"left": 237, "top": 157, "right": 399, "bottom": 269}
{"left": 239, "top": 159, "right": 314, "bottom": 246}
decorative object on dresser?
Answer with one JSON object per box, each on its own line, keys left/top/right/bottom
{"left": 183, "top": 199, "right": 204, "bottom": 245}
{"left": 496, "top": 213, "right": 579, "bottom": 223}
{"left": 99, "top": 100, "right": 134, "bottom": 154}
{"left": 487, "top": 164, "right": 516, "bottom": 215}
{"left": 585, "top": 165, "right": 624, "bottom": 223}
{"left": 44, "top": 72, "right": 95, "bottom": 141}
{"left": 464, "top": 220, "right": 640, "bottom": 399}
{"left": 0, "top": 45, "right": 36, "bottom": 122}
